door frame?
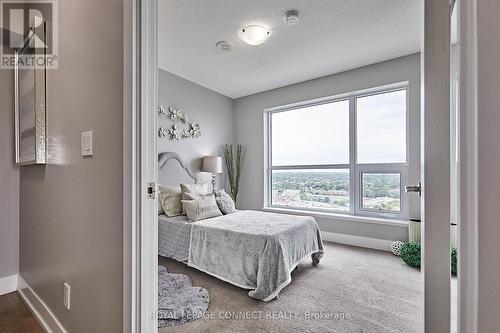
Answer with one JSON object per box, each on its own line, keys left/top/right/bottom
{"left": 124, "top": 0, "right": 158, "bottom": 332}
{"left": 137, "top": 0, "right": 159, "bottom": 332}
{"left": 124, "top": 0, "right": 480, "bottom": 332}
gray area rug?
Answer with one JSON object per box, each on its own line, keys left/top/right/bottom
{"left": 158, "top": 265, "right": 209, "bottom": 328}
{"left": 159, "top": 243, "right": 424, "bottom": 333}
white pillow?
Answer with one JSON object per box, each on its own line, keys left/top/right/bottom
{"left": 183, "top": 192, "right": 213, "bottom": 201}
{"left": 181, "top": 196, "right": 222, "bottom": 222}
{"left": 180, "top": 182, "right": 211, "bottom": 199}
{"left": 158, "top": 185, "right": 182, "bottom": 217}
{"left": 158, "top": 196, "right": 164, "bottom": 215}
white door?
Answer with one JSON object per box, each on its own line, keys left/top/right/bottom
{"left": 140, "top": 0, "right": 158, "bottom": 332}
{"left": 421, "top": 0, "right": 452, "bottom": 331}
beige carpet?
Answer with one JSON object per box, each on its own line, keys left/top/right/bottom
{"left": 159, "top": 242, "right": 422, "bottom": 333}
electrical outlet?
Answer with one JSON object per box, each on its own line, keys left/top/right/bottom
{"left": 64, "top": 283, "right": 71, "bottom": 310}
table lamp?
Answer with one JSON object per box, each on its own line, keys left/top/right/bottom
{"left": 202, "top": 156, "right": 223, "bottom": 192}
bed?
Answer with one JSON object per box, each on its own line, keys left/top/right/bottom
{"left": 158, "top": 152, "right": 324, "bottom": 301}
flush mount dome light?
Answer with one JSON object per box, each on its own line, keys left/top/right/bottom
{"left": 238, "top": 25, "right": 271, "bottom": 45}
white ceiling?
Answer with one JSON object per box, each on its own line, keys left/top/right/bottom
{"left": 158, "top": 0, "right": 422, "bottom": 99}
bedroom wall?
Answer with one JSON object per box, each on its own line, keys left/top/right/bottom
{"left": 234, "top": 54, "right": 421, "bottom": 242}
{"left": 18, "top": 0, "right": 124, "bottom": 332}
{"left": 158, "top": 69, "right": 235, "bottom": 186}
{"left": 0, "top": 67, "right": 19, "bottom": 280}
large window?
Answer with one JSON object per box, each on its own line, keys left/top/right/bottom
{"left": 267, "top": 85, "right": 408, "bottom": 219}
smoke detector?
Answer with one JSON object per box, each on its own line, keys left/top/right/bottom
{"left": 284, "top": 10, "right": 300, "bottom": 25}
{"left": 216, "top": 41, "right": 234, "bottom": 51}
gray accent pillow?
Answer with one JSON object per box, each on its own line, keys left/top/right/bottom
{"left": 181, "top": 196, "right": 222, "bottom": 222}
{"left": 215, "top": 189, "right": 236, "bottom": 215}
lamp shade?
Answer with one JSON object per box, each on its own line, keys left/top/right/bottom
{"left": 202, "top": 156, "right": 223, "bottom": 173}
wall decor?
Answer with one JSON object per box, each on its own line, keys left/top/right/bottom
{"left": 158, "top": 105, "right": 201, "bottom": 140}
{"left": 15, "top": 23, "right": 47, "bottom": 165}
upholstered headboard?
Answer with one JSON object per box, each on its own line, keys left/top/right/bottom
{"left": 158, "top": 152, "right": 196, "bottom": 186}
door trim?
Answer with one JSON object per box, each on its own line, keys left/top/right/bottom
{"left": 123, "top": 0, "right": 138, "bottom": 331}
{"left": 125, "top": 0, "right": 158, "bottom": 332}
{"left": 138, "top": 0, "right": 159, "bottom": 332}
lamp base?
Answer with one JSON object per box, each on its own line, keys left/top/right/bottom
{"left": 211, "top": 173, "right": 217, "bottom": 193}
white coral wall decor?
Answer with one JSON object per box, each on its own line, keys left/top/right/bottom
{"left": 158, "top": 105, "right": 201, "bottom": 140}
{"left": 391, "top": 241, "right": 404, "bottom": 256}
{"left": 158, "top": 127, "right": 169, "bottom": 138}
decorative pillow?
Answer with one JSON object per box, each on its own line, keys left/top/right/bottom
{"left": 158, "top": 196, "right": 165, "bottom": 215}
{"left": 215, "top": 189, "right": 236, "bottom": 215}
{"left": 180, "top": 183, "right": 211, "bottom": 200}
{"left": 158, "top": 185, "right": 182, "bottom": 217}
{"left": 183, "top": 192, "right": 213, "bottom": 201}
{"left": 180, "top": 183, "right": 212, "bottom": 215}
{"left": 181, "top": 196, "right": 222, "bottom": 222}
{"left": 158, "top": 185, "right": 166, "bottom": 215}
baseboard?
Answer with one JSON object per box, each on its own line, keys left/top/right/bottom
{"left": 17, "top": 276, "right": 68, "bottom": 333}
{"left": 0, "top": 274, "right": 18, "bottom": 296}
{"left": 321, "top": 231, "right": 392, "bottom": 252}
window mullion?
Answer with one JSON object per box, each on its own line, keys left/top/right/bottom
{"left": 349, "top": 95, "right": 356, "bottom": 215}
{"left": 270, "top": 164, "right": 350, "bottom": 170}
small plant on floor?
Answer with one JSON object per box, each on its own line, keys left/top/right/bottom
{"left": 400, "top": 242, "right": 458, "bottom": 274}
{"left": 451, "top": 247, "right": 457, "bottom": 275}
{"left": 400, "top": 241, "right": 421, "bottom": 268}
{"left": 222, "top": 144, "right": 247, "bottom": 205}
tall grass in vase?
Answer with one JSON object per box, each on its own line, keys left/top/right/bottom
{"left": 222, "top": 144, "right": 247, "bottom": 205}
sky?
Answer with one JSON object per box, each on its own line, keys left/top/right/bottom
{"left": 272, "top": 100, "right": 350, "bottom": 165}
{"left": 271, "top": 90, "right": 406, "bottom": 166}
{"left": 356, "top": 90, "right": 406, "bottom": 163}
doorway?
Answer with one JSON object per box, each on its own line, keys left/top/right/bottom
{"left": 131, "top": 1, "right": 458, "bottom": 332}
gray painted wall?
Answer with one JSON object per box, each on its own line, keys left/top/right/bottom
{"left": 234, "top": 54, "right": 421, "bottom": 241}
{"left": 158, "top": 69, "right": 235, "bottom": 187}
{"left": 477, "top": 0, "right": 500, "bottom": 330}
{"left": 0, "top": 68, "right": 19, "bottom": 279}
{"left": 18, "top": 0, "right": 124, "bottom": 332}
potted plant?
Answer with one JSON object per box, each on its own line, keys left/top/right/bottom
{"left": 222, "top": 144, "right": 247, "bottom": 205}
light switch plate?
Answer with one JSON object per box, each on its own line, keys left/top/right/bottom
{"left": 81, "top": 131, "right": 93, "bottom": 156}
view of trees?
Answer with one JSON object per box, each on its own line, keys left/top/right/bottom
{"left": 361, "top": 173, "right": 401, "bottom": 211}
{"left": 272, "top": 171, "right": 401, "bottom": 212}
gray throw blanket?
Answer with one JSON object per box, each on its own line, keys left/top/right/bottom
{"left": 188, "top": 210, "right": 324, "bottom": 301}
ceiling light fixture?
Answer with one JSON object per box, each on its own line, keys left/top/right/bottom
{"left": 238, "top": 25, "right": 271, "bottom": 46}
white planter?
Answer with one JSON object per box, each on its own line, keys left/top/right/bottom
{"left": 408, "top": 220, "right": 458, "bottom": 249}
{"left": 450, "top": 224, "right": 457, "bottom": 248}
{"left": 408, "top": 220, "right": 421, "bottom": 242}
